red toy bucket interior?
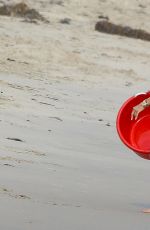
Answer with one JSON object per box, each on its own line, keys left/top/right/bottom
{"left": 116, "top": 91, "right": 150, "bottom": 160}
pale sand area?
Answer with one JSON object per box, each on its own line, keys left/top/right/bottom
{"left": 0, "top": 0, "right": 150, "bottom": 229}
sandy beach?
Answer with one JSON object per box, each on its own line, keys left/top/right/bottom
{"left": 0, "top": 0, "right": 150, "bottom": 229}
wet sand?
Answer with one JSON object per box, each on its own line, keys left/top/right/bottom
{"left": 0, "top": 0, "right": 150, "bottom": 229}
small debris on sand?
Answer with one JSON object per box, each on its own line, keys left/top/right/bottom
{"left": 21, "top": 18, "right": 39, "bottom": 24}
{"left": 7, "top": 137, "right": 24, "bottom": 142}
{"left": 3, "top": 163, "right": 14, "bottom": 167}
{"left": 49, "top": 116, "right": 63, "bottom": 121}
{"left": 98, "top": 15, "right": 109, "bottom": 20}
{"left": 95, "top": 20, "right": 150, "bottom": 42}
{"left": 125, "top": 82, "right": 133, "bottom": 87}
{"left": 0, "top": 2, "right": 49, "bottom": 23}
{"left": 49, "top": 0, "right": 64, "bottom": 6}
{"left": 59, "top": 18, "right": 71, "bottom": 24}
{"left": 7, "top": 58, "right": 15, "bottom": 62}
{"left": 18, "top": 194, "right": 31, "bottom": 199}
{"left": 138, "top": 4, "right": 146, "bottom": 8}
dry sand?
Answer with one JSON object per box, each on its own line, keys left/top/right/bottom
{"left": 0, "top": 0, "right": 150, "bottom": 229}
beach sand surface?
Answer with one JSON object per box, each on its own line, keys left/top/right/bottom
{"left": 0, "top": 0, "right": 150, "bottom": 229}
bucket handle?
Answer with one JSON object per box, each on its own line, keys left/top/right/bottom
{"left": 135, "top": 92, "right": 147, "bottom": 97}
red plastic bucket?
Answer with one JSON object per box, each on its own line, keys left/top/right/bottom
{"left": 116, "top": 91, "right": 150, "bottom": 160}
